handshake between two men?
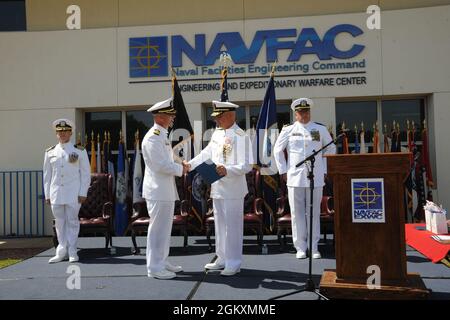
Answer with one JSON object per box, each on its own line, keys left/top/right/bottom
{"left": 181, "top": 160, "right": 228, "bottom": 177}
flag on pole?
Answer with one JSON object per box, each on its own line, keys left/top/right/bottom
{"left": 170, "top": 70, "right": 194, "bottom": 162}
{"left": 255, "top": 69, "right": 279, "bottom": 231}
{"left": 372, "top": 123, "right": 379, "bottom": 153}
{"left": 102, "top": 132, "right": 108, "bottom": 174}
{"left": 114, "top": 132, "right": 128, "bottom": 236}
{"left": 220, "top": 67, "right": 228, "bottom": 102}
{"left": 96, "top": 133, "right": 102, "bottom": 173}
{"left": 90, "top": 131, "right": 97, "bottom": 173}
{"left": 421, "top": 121, "right": 434, "bottom": 188}
{"left": 106, "top": 131, "right": 115, "bottom": 192}
{"left": 353, "top": 125, "right": 360, "bottom": 154}
{"left": 341, "top": 122, "right": 349, "bottom": 154}
{"left": 413, "top": 150, "right": 427, "bottom": 222}
{"left": 132, "top": 130, "right": 143, "bottom": 204}
{"left": 396, "top": 122, "right": 402, "bottom": 152}
{"left": 383, "top": 123, "right": 391, "bottom": 153}
{"left": 170, "top": 70, "right": 204, "bottom": 232}
{"left": 360, "top": 122, "right": 366, "bottom": 154}
{"left": 390, "top": 122, "right": 397, "bottom": 152}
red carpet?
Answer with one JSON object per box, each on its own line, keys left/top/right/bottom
{"left": 405, "top": 223, "right": 450, "bottom": 263}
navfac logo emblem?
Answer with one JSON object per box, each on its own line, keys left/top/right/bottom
{"left": 129, "top": 37, "right": 168, "bottom": 78}
{"left": 351, "top": 178, "right": 385, "bottom": 223}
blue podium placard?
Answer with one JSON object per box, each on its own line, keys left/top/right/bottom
{"left": 351, "top": 178, "right": 385, "bottom": 223}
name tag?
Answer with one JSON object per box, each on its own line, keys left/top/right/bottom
{"left": 292, "top": 133, "right": 303, "bottom": 137}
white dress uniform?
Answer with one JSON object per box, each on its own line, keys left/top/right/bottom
{"left": 142, "top": 98, "right": 184, "bottom": 279}
{"left": 274, "top": 98, "right": 336, "bottom": 257}
{"left": 189, "top": 101, "right": 253, "bottom": 274}
{"left": 43, "top": 119, "right": 90, "bottom": 263}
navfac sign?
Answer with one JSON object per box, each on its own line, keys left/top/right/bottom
{"left": 129, "top": 24, "right": 365, "bottom": 78}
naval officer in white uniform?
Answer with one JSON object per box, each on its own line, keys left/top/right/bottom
{"left": 142, "top": 97, "right": 190, "bottom": 280}
{"left": 186, "top": 101, "right": 252, "bottom": 276}
{"left": 274, "top": 98, "right": 336, "bottom": 259}
{"left": 43, "top": 119, "right": 91, "bottom": 263}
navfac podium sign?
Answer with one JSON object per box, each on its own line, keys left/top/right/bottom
{"left": 320, "top": 153, "right": 429, "bottom": 299}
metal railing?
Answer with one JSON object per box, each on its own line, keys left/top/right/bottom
{"left": 0, "top": 171, "right": 45, "bottom": 237}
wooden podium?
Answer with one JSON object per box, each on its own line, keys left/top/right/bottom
{"left": 319, "top": 153, "right": 429, "bottom": 299}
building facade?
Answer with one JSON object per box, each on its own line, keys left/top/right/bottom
{"left": 1, "top": 0, "right": 449, "bottom": 236}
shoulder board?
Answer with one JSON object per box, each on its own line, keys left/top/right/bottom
{"left": 153, "top": 129, "right": 160, "bottom": 136}
{"left": 45, "top": 145, "right": 56, "bottom": 152}
{"left": 314, "top": 122, "right": 326, "bottom": 127}
{"left": 74, "top": 144, "right": 85, "bottom": 150}
{"left": 281, "top": 124, "right": 293, "bottom": 130}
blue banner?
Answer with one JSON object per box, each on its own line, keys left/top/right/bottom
{"left": 114, "top": 141, "right": 128, "bottom": 235}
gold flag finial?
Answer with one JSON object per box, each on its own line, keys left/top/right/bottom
{"left": 270, "top": 60, "right": 277, "bottom": 77}
{"left": 220, "top": 51, "right": 232, "bottom": 69}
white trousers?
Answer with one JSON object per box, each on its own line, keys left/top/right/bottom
{"left": 51, "top": 203, "right": 81, "bottom": 257}
{"left": 287, "top": 187, "right": 322, "bottom": 254}
{"left": 146, "top": 200, "right": 174, "bottom": 274}
{"left": 213, "top": 199, "right": 244, "bottom": 271}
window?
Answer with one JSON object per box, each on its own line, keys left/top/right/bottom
{"left": 126, "top": 110, "right": 153, "bottom": 149}
{"left": 85, "top": 111, "right": 122, "bottom": 150}
{"left": 335, "top": 98, "right": 426, "bottom": 153}
{"left": 0, "top": 1, "right": 26, "bottom": 31}
{"left": 336, "top": 101, "right": 377, "bottom": 153}
{"left": 381, "top": 99, "right": 424, "bottom": 144}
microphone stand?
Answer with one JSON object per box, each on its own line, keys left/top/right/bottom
{"left": 269, "top": 133, "right": 344, "bottom": 300}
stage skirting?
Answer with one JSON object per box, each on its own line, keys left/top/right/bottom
{"left": 405, "top": 223, "right": 450, "bottom": 264}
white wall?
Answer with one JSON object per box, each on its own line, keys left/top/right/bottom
{"left": 381, "top": 6, "right": 450, "bottom": 94}
{"left": 0, "top": 108, "right": 78, "bottom": 170}
{"left": 0, "top": 29, "right": 118, "bottom": 110}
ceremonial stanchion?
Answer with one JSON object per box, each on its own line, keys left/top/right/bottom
{"left": 269, "top": 134, "right": 345, "bottom": 300}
